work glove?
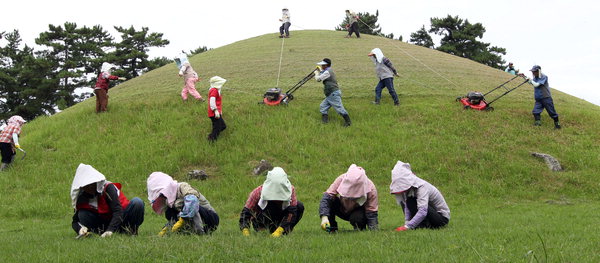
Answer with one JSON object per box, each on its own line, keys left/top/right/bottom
{"left": 158, "top": 226, "right": 169, "bottom": 237}
{"left": 101, "top": 231, "right": 113, "bottom": 238}
{"left": 271, "top": 227, "right": 284, "bottom": 238}
{"left": 214, "top": 110, "right": 221, "bottom": 119}
{"left": 78, "top": 226, "right": 88, "bottom": 236}
{"left": 394, "top": 225, "right": 409, "bottom": 232}
{"left": 118, "top": 77, "right": 127, "bottom": 81}
{"left": 15, "top": 144, "right": 21, "bottom": 149}
{"left": 172, "top": 217, "right": 185, "bottom": 232}
{"left": 320, "top": 216, "right": 330, "bottom": 232}
{"left": 242, "top": 228, "right": 251, "bottom": 236}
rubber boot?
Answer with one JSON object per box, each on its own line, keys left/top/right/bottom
{"left": 342, "top": 114, "right": 351, "bottom": 127}
{"left": 553, "top": 117, "right": 561, "bottom": 129}
{"left": 533, "top": 115, "right": 541, "bottom": 126}
{"left": 322, "top": 114, "right": 329, "bottom": 124}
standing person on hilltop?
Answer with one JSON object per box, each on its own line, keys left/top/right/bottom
{"left": 239, "top": 167, "right": 304, "bottom": 238}
{"left": 279, "top": 8, "right": 291, "bottom": 38}
{"left": 0, "top": 115, "right": 26, "bottom": 171}
{"left": 176, "top": 53, "right": 204, "bottom": 102}
{"left": 389, "top": 160, "right": 450, "bottom": 232}
{"left": 368, "top": 48, "right": 400, "bottom": 106}
{"left": 525, "top": 65, "right": 561, "bottom": 129}
{"left": 147, "top": 172, "right": 219, "bottom": 236}
{"left": 314, "top": 58, "right": 352, "bottom": 127}
{"left": 345, "top": 10, "right": 360, "bottom": 38}
{"left": 505, "top": 62, "right": 518, "bottom": 75}
{"left": 207, "top": 76, "right": 227, "bottom": 141}
{"left": 319, "top": 164, "right": 378, "bottom": 233}
{"left": 94, "top": 62, "right": 126, "bottom": 113}
{"left": 71, "top": 164, "right": 145, "bottom": 238}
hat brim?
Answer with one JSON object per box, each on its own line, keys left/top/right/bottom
{"left": 317, "top": 61, "right": 328, "bottom": 65}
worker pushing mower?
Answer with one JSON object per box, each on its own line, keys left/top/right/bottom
{"left": 457, "top": 74, "right": 529, "bottom": 111}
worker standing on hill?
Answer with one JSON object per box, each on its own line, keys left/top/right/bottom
{"left": 279, "top": 8, "right": 291, "bottom": 38}
{"left": 526, "top": 65, "right": 561, "bottom": 129}
{"left": 207, "top": 76, "right": 227, "bottom": 141}
{"left": 71, "top": 164, "right": 145, "bottom": 238}
{"left": 345, "top": 10, "right": 360, "bottom": 38}
{"left": 368, "top": 48, "right": 400, "bottom": 106}
{"left": 505, "top": 62, "right": 518, "bottom": 75}
{"left": 147, "top": 172, "right": 219, "bottom": 236}
{"left": 0, "top": 115, "right": 26, "bottom": 171}
{"left": 94, "top": 62, "right": 126, "bottom": 113}
{"left": 177, "top": 53, "right": 204, "bottom": 102}
{"left": 239, "top": 167, "right": 304, "bottom": 237}
{"left": 314, "top": 58, "right": 352, "bottom": 127}
{"left": 389, "top": 161, "right": 450, "bottom": 232}
{"left": 319, "top": 164, "right": 378, "bottom": 233}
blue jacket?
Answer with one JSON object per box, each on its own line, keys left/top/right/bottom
{"left": 533, "top": 74, "right": 551, "bottom": 100}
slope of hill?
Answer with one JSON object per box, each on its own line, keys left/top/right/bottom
{"left": 1, "top": 30, "right": 599, "bottom": 261}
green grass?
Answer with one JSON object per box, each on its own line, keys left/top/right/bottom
{"left": 1, "top": 30, "right": 599, "bottom": 262}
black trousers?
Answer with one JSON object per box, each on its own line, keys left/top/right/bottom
{"left": 348, "top": 22, "right": 360, "bottom": 38}
{"left": 403, "top": 196, "right": 449, "bottom": 229}
{"left": 165, "top": 205, "right": 220, "bottom": 233}
{"left": 74, "top": 197, "right": 145, "bottom": 234}
{"left": 252, "top": 201, "right": 304, "bottom": 233}
{"left": 279, "top": 22, "right": 291, "bottom": 36}
{"left": 327, "top": 198, "right": 367, "bottom": 231}
{"left": 208, "top": 116, "right": 227, "bottom": 140}
{"left": 0, "top": 143, "right": 15, "bottom": 164}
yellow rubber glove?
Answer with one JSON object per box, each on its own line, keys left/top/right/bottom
{"left": 158, "top": 226, "right": 169, "bottom": 237}
{"left": 242, "top": 228, "right": 251, "bottom": 236}
{"left": 171, "top": 218, "right": 185, "bottom": 232}
{"left": 320, "top": 216, "right": 330, "bottom": 231}
{"left": 15, "top": 144, "right": 21, "bottom": 149}
{"left": 271, "top": 227, "right": 284, "bottom": 238}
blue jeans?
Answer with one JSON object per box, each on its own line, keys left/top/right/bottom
{"left": 279, "top": 22, "right": 291, "bottom": 36}
{"left": 532, "top": 97, "right": 558, "bottom": 119}
{"left": 320, "top": 90, "right": 348, "bottom": 115}
{"left": 374, "top": 77, "right": 399, "bottom": 103}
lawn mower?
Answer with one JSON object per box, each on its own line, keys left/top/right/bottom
{"left": 457, "top": 75, "right": 529, "bottom": 111}
{"left": 261, "top": 69, "right": 315, "bottom": 106}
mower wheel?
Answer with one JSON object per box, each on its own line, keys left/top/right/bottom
{"left": 463, "top": 105, "right": 471, "bottom": 110}
{"left": 455, "top": 96, "right": 462, "bottom": 102}
{"left": 485, "top": 106, "right": 494, "bottom": 112}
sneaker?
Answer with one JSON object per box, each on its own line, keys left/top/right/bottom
{"left": 371, "top": 101, "right": 380, "bottom": 105}
{"left": 534, "top": 120, "right": 541, "bottom": 126}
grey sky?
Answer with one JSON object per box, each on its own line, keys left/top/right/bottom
{"left": 2, "top": 0, "right": 599, "bottom": 106}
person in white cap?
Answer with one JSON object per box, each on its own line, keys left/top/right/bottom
{"left": 0, "top": 115, "right": 26, "bottom": 171}
{"left": 94, "top": 62, "right": 126, "bottom": 113}
{"left": 505, "top": 62, "right": 518, "bottom": 75}
{"left": 389, "top": 160, "right": 450, "bottom": 232}
{"left": 279, "top": 8, "right": 291, "bottom": 38}
{"left": 527, "top": 65, "right": 561, "bottom": 129}
{"left": 207, "top": 76, "right": 227, "bottom": 141}
{"left": 239, "top": 167, "right": 304, "bottom": 237}
{"left": 314, "top": 58, "right": 352, "bottom": 127}
{"left": 71, "top": 164, "right": 145, "bottom": 238}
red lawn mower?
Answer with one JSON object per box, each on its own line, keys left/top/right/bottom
{"left": 457, "top": 75, "right": 529, "bottom": 111}
{"left": 261, "top": 70, "right": 315, "bottom": 106}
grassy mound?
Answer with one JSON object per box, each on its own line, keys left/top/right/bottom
{"left": 1, "top": 30, "right": 599, "bottom": 261}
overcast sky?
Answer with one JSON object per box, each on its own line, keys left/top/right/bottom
{"left": 2, "top": 0, "right": 599, "bottom": 106}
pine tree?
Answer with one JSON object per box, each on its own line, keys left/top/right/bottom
{"left": 111, "top": 26, "right": 170, "bottom": 79}
{"left": 410, "top": 25, "right": 435, "bottom": 48}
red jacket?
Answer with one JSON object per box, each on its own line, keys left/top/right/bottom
{"left": 76, "top": 182, "right": 130, "bottom": 220}
{"left": 95, "top": 72, "right": 120, "bottom": 90}
{"left": 207, "top": 88, "right": 222, "bottom": 117}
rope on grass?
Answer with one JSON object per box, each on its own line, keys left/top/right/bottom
{"left": 356, "top": 18, "right": 460, "bottom": 89}
{"left": 275, "top": 37, "right": 286, "bottom": 88}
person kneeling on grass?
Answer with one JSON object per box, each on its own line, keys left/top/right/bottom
{"left": 239, "top": 167, "right": 304, "bottom": 237}
{"left": 390, "top": 160, "right": 450, "bottom": 232}
{"left": 71, "top": 164, "right": 144, "bottom": 238}
{"left": 319, "top": 164, "right": 378, "bottom": 233}
{"left": 147, "top": 172, "right": 219, "bottom": 236}
{"left": 0, "top": 115, "right": 26, "bottom": 171}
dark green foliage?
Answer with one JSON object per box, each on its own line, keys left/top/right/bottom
{"left": 189, "top": 46, "right": 210, "bottom": 55}
{"left": 428, "top": 15, "right": 506, "bottom": 69}
{"left": 335, "top": 10, "right": 382, "bottom": 35}
{"left": 1, "top": 30, "right": 60, "bottom": 122}
{"left": 147, "top": 56, "right": 173, "bottom": 72}
{"left": 410, "top": 25, "right": 435, "bottom": 48}
{"left": 111, "top": 26, "right": 170, "bottom": 79}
